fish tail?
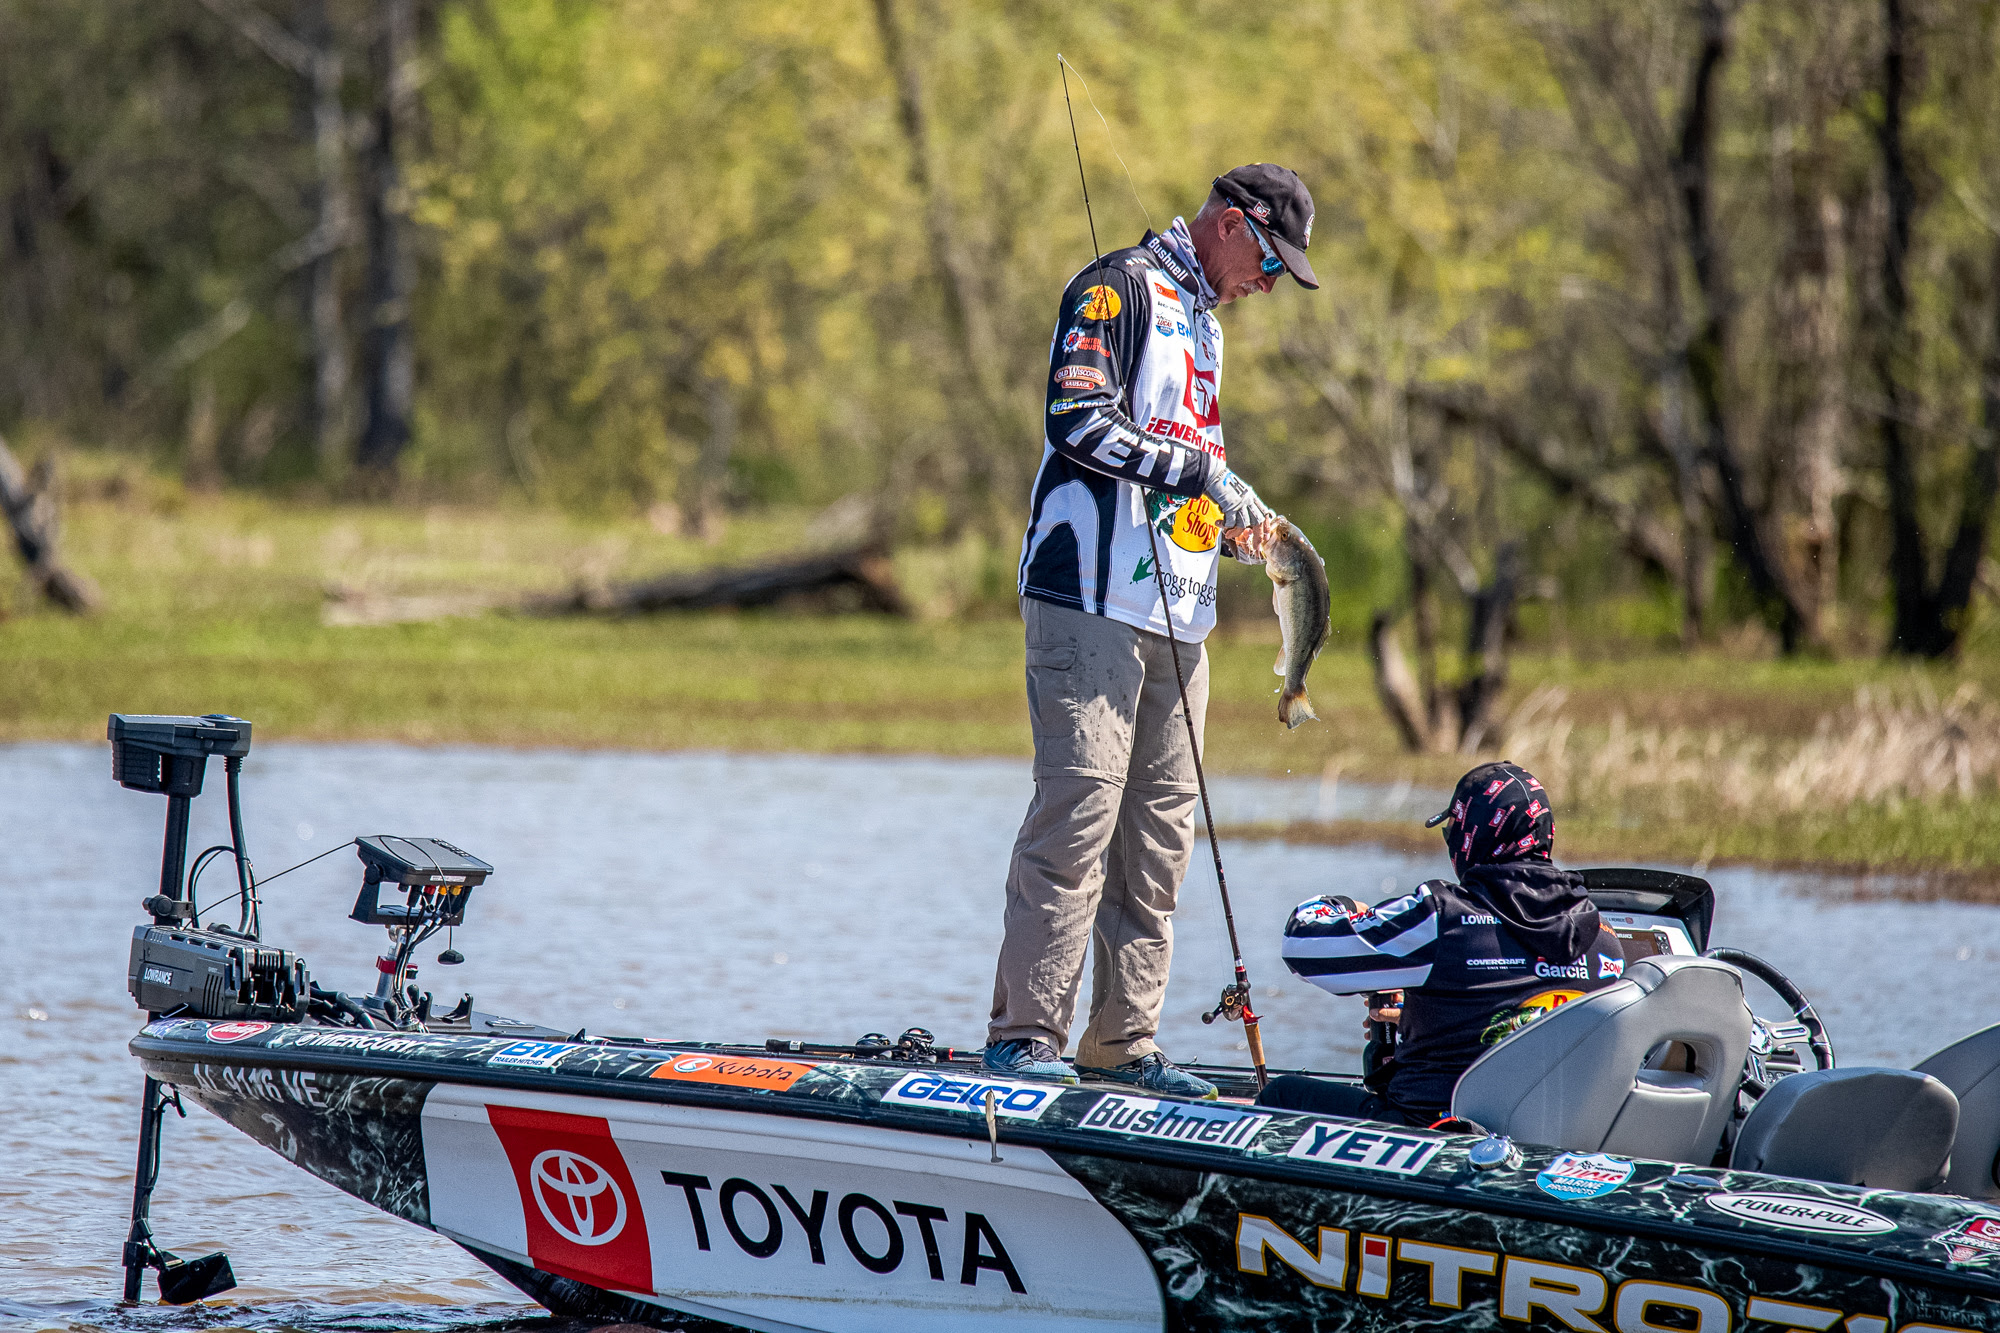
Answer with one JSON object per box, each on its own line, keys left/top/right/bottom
{"left": 1280, "top": 687, "right": 1319, "bottom": 730}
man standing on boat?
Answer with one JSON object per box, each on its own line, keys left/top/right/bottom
{"left": 984, "top": 165, "right": 1319, "bottom": 1096}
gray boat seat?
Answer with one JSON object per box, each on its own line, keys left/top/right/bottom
{"left": 1916, "top": 1023, "right": 2000, "bottom": 1198}
{"left": 1730, "top": 1067, "right": 1957, "bottom": 1192}
{"left": 1452, "top": 955, "right": 1752, "bottom": 1164}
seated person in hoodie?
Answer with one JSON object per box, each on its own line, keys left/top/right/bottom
{"left": 1261, "top": 761, "right": 1627, "bottom": 1127}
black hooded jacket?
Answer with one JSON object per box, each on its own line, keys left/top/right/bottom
{"left": 1279, "top": 763, "right": 1626, "bottom": 1120}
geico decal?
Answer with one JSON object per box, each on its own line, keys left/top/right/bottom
{"left": 1230, "top": 1216, "right": 1977, "bottom": 1333}
{"left": 661, "top": 1173, "right": 1024, "bottom": 1293}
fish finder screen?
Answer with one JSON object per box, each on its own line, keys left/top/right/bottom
{"left": 1612, "top": 927, "right": 1670, "bottom": 960}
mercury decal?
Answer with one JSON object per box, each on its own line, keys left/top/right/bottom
{"left": 1703, "top": 1192, "right": 1896, "bottom": 1235}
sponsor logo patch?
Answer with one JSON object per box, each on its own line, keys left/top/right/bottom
{"left": 1155, "top": 316, "right": 1175, "bottom": 336}
{"left": 1049, "top": 398, "right": 1088, "bottom": 414}
{"left": 1536, "top": 1152, "right": 1634, "bottom": 1201}
{"left": 279, "top": 1029, "right": 456, "bottom": 1056}
{"left": 1075, "top": 284, "right": 1121, "bottom": 320}
{"left": 1285, "top": 1122, "right": 1443, "bottom": 1175}
{"left": 1535, "top": 959, "right": 1592, "bottom": 981}
{"left": 1076, "top": 1093, "right": 1270, "bottom": 1149}
{"left": 1460, "top": 913, "right": 1498, "bottom": 926}
{"left": 1936, "top": 1216, "right": 2000, "bottom": 1263}
{"left": 1054, "top": 365, "right": 1105, "bottom": 391}
{"left": 489, "top": 1040, "right": 574, "bottom": 1070}
{"left": 1168, "top": 495, "right": 1222, "bottom": 553}
{"left": 1598, "top": 952, "right": 1625, "bottom": 979}
{"left": 1153, "top": 280, "right": 1180, "bottom": 300}
{"left": 648, "top": 1053, "right": 817, "bottom": 1091}
{"left": 488, "top": 1104, "right": 652, "bottom": 1290}
{"left": 1702, "top": 1192, "right": 1896, "bottom": 1235}
{"left": 1181, "top": 353, "right": 1220, "bottom": 427}
{"left": 205, "top": 1020, "right": 272, "bottom": 1043}
{"left": 1144, "top": 415, "right": 1212, "bottom": 448}
{"left": 882, "top": 1072, "right": 1060, "bottom": 1122}
{"left": 1060, "top": 329, "right": 1105, "bottom": 355}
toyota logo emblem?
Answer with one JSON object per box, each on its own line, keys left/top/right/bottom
{"left": 529, "top": 1149, "right": 627, "bottom": 1246}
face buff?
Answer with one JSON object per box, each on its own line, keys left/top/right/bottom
{"left": 1155, "top": 218, "right": 1219, "bottom": 312}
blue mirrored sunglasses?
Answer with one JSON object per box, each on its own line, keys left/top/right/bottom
{"left": 1243, "top": 215, "right": 1286, "bottom": 276}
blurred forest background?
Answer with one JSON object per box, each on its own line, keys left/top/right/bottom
{"left": 11, "top": 0, "right": 2000, "bottom": 883}
{"left": 6, "top": 0, "right": 1999, "bottom": 657}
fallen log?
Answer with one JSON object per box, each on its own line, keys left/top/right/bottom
{"left": 525, "top": 544, "right": 909, "bottom": 617}
{"left": 0, "top": 435, "right": 102, "bottom": 613}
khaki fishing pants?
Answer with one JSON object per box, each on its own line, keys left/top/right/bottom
{"left": 988, "top": 596, "right": 1207, "bottom": 1068}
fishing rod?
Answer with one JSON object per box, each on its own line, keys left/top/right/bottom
{"left": 1057, "top": 55, "right": 1269, "bottom": 1090}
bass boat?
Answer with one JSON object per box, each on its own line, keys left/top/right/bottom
{"left": 111, "top": 714, "right": 2000, "bottom": 1331}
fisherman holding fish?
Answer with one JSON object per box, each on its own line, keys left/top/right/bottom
{"left": 985, "top": 165, "right": 1321, "bottom": 1096}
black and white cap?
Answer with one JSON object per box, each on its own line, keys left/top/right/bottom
{"left": 1212, "top": 163, "right": 1318, "bottom": 290}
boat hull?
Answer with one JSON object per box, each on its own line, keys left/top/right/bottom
{"left": 136, "top": 1020, "right": 2000, "bottom": 1332}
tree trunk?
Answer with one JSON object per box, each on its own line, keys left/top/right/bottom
{"left": 1674, "top": 0, "right": 1818, "bottom": 653}
{"left": 304, "top": 0, "right": 352, "bottom": 475}
{"left": 0, "top": 436, "right": 101, "bottom": 612}
{"left": 687, "top": 377, "right": 736, "bottom": 542}
{"left": 1455, "top": 542, "right": 1522, "bottom": 754}
{"left": 357, "top": 0, "right": 417, "bottom": 483}
{"left": 1929, "top": 235, "right": 2000, "bottom": 644}
{"left": 872, "top": 0, "right": 1008, "bottom": 526}
{"left": 527, "top": 544, "right": 909, "bottom": 617}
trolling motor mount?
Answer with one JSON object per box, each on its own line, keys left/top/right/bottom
{"left": 111, "top": 712, "right": 267, "bottom": 1304}
{"left": 113, "top": 713, "right": 310, "bottom": 1023}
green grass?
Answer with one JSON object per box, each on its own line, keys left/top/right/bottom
{"left": 9, "top": 487, "right": 2000, "bottom": 894}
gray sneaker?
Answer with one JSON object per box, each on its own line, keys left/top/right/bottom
{"left": 1078, "top": 1052, "right": 1219, "bottom": 1100}
{"left": 982, "top": 1038, "right": 1077, "bottom": 1083}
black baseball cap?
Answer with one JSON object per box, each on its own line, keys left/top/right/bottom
{"left": 1212, "top": 164, "right": 1318, "bottom": 290}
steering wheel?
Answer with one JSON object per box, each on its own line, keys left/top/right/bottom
{"left": 1704, "top": 947, "right": 1835, "bottom": 1108}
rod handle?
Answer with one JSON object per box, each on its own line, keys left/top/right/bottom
{"left": 1243, "top": 1016, "right": 1269, "bottom": 1089}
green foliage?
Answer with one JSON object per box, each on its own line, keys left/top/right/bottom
{"left": 4, "top": 0, "right": 2000, "bottom": 647}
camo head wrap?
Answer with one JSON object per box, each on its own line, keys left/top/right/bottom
{"left": 1427, "top": 761, "right": 1554, "bottom": 876}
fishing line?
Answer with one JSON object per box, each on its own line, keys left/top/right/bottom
{"left": 1057, "top": 55, "right": 1269, "bottom": 1090}
{"left": 1056, "top": 55, "right": 1153, "bottom": 234}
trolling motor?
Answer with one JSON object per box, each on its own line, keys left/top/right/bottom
{"left": 111, "top": 712, "right": 286, "bottom": 1304}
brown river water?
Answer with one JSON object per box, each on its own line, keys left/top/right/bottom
{"left": 5, "top": 742, "right": 1996, "bottom": 1330}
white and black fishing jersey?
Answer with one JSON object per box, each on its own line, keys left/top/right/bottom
{"left": 1281, "top": 866, "right": 1627, "bottom": 1117}
{"left": 1017, "top": 224, "right": 1229, "bottom": 641}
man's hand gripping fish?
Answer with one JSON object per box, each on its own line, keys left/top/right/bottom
{"left": 1265, "top": 518, "right": 1331, "bottom": 729}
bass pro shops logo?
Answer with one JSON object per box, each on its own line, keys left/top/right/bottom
{"left": 488, "top": 1105, "right": 653, "bottom": 1291}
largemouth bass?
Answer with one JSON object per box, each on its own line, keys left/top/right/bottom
{"left": 1266, "top": 518, "right": 1331, "bottom": 729}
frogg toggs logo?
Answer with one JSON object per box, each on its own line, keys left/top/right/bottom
{"left": 530, "top": 1149, "right": 627, "bottom": 1245}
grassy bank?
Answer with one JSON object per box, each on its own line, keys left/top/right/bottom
{"left": 7, "top": 486, "right": 2000, "bottom": 894}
